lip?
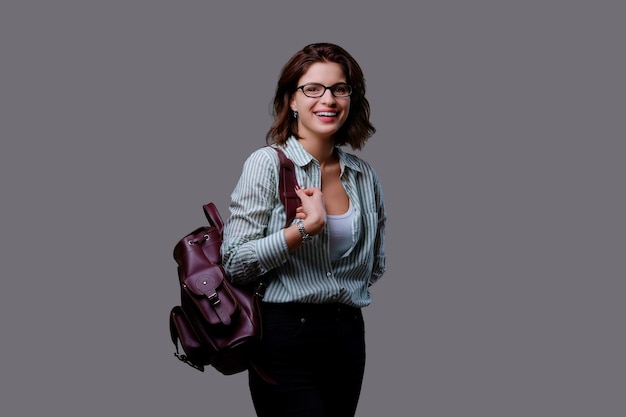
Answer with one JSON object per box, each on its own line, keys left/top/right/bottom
{"left": 314, "top": 110, "right": 338, "bottom": 117}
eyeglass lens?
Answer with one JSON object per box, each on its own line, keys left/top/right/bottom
{"left": 299, "top": 83, "right": 352, "bottom": 97}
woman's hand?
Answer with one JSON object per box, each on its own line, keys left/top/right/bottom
{"left": 294, "top": 186, "right": 326, "bottom": 236}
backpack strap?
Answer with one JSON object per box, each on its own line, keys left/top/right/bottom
{"left": 202, "top": 202, "right": 224, "bottom": 234}
{"left": 273, "top": 147, "right": 300, "bottom": 227}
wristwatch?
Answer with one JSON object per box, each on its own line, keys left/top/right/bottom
{"left": 295, "top": 219, "right": 312, "bottom": 243}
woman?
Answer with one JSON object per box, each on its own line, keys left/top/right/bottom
{"left": 221, "top": 42, "right": 386, "bottom": 417}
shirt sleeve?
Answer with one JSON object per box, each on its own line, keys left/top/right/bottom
{"left": 369, "top": 167, "right": 387, "bottom": 287}
{"left": 221, "top": 149, "right": 290, "bottom": 285}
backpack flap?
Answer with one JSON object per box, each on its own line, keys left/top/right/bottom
{"left": 182, "top": 264, "right": 239, "bottom": 326}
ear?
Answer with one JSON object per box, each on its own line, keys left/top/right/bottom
{"left": 290, "top": 96, "right": 297, "bottom": 112}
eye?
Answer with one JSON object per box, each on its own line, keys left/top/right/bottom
{"left": 304, "top": 84, "right": 322, "bottom": 93}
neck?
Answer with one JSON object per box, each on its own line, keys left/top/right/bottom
{"left": 299, "top": 137, "right": 336, "bottom": 165}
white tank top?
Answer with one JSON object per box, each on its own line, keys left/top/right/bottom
{"left": 326, "top": 202, "right": 355, "bottom": 261}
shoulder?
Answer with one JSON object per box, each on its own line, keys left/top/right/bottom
{"left": 242, "top": 146, "right": 281, "bottom": 170}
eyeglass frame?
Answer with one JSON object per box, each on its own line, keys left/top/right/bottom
{"left": 295, "top": 83, "right": 353, "bottom": 98}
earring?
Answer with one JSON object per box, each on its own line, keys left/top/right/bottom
{"left": 293, "top": 111, "right": 298, "bottom": 118}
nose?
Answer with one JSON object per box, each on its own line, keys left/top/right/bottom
{"left": 320, "top": 87, "right": 337, "bottom": 102}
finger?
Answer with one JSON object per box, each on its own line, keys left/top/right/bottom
{"left": 295, "top": 187, "right": 315, "bottom": 197}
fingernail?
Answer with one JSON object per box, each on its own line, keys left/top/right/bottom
{"left": 294, "top": 185, "right": 300, "bottom": 191}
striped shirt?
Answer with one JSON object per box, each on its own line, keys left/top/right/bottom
{"left": 221, "top": 136, "right": 386, "bottom": 308}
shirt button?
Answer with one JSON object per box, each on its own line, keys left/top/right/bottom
{"left": 326, "top": 272, "right": 332, "bottom": 277}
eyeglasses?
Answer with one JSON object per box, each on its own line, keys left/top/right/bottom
{"left": 296, "top": 83, "right": 353, "bottom": 98}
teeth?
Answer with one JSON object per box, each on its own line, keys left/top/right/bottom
{"left": 316, "top": 112, "right": 336, "bottom": 116}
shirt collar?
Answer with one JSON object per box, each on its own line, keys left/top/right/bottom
{"left": 282, "top": 136, "right": 362, "bottom": 173}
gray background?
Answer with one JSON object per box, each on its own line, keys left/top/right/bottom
{"left": 2, "top": 1, "right": 624, "bottom": 416}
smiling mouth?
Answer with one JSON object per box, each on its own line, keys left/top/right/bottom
{"left": 316, "top": 111, "right": 337, "bottom": 117}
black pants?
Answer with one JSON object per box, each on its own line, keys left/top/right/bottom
{"left": 249, "top": 302, "right": 366, "bottom": 417}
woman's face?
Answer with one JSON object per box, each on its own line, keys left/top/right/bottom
{"left": 290, "top": 62, "right": 351, "bottom": 141}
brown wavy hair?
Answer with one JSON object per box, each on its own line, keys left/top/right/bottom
{"left": 266, "top": 43, "right": 376, "bottom": 150}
